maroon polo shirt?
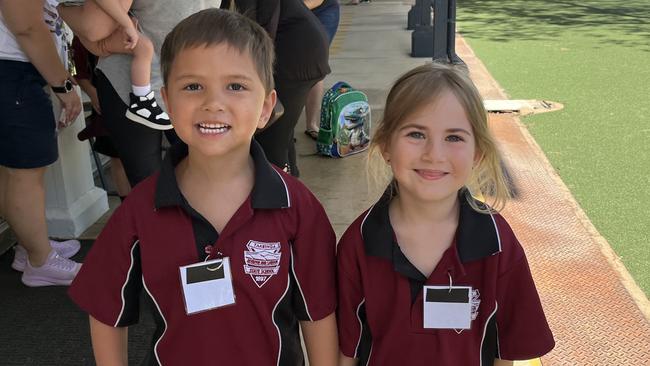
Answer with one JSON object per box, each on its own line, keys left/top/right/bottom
{"left": 69, "top": 141, "right": 337, "bottom": 365}
{"left": 337, "top": 190, "right": 555, "bottom": 366}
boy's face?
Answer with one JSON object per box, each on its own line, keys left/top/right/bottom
{"left": 162, "top": 43, "right": 276, "bottom": 158}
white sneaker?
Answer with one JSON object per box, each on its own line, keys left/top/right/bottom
{"left": 21, "top": 250, "right": 82, "bottom": 287}
{"left": 11, "top": 239, "right": 81, "bottom": 272}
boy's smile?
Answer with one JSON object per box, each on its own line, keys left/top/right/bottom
{"left": 162, "top": 43, "right": 276, "bottom": 158}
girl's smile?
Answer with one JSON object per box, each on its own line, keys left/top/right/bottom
{"left": 383, "top": 89, "right": 478, "bottom": 204}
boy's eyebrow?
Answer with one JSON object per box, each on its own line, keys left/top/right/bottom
{"left": 173, "top": 73, "right": 256, "bottom": 82}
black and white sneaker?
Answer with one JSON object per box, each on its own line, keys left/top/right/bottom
{"left": 125, "top": 91, "right": 173, "bottom": 130}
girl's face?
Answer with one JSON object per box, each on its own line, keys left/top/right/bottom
{"left": 383, "top": 90, "right": 478, "bottom": 205}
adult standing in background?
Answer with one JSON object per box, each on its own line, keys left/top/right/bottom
{"left": 0, "top": 0, "right": 83, "bottom": 286}
{"left": 93, "top": 0, "right": 221, "bottom": 187}
{"left": 303, "top": 0, "right": 340, "bottom": 141}
{"left": 224, "top": 0, "right": 330, "bottom": 177}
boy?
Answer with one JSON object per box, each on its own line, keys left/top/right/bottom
{"left": 69, "top": 9, "right": 338, "bottom": 365}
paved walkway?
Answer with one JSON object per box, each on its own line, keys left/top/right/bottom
{"left": 76, "top": 1, "right": 650, "bottom": 364}
{"left": 298, "top": 1, "right": 650, "bottom": 364}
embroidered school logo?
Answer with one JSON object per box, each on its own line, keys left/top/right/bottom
{"left": 470, "top": 289, "right": 481, "bottom": 321}
{"left": 243, "top": 240, "right": 282, "bottom": 288}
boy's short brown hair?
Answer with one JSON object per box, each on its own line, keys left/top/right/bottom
{"left": 161, "top": 9, "right": 275, "bottom": 92}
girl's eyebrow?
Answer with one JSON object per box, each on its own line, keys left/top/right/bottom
{"left": 398, "top": 123, "right": 427, "bottom": 131}
{"left": 398, "top": 124, "right": 473, "bottom": 136}
{"left": 447, "top": 128, "right": 473, "bottom": 136}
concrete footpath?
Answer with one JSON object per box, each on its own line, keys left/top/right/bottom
{"left": 295, "top": 1, "right": 650, "bottom": 364}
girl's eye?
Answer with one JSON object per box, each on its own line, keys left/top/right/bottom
{"left": 406, "top": 131, "right": 425, "bottom": 139}
{"left": 228, "top": 83, "right": 245, "bottom": 91}
{"left": 446, "top": 135, "right": 465, "bottom": 142}
{"left": 183, "top": 83, "right": 202, "bottom": 91}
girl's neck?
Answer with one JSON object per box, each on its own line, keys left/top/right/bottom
{"left": 391, "top": 190, "right": 460, "bottom": 226}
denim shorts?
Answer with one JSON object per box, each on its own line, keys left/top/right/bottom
{"left": 313, "top": 2, "right": 340, "bottom": 45}
{"left": 0, "top": 60, "right": 58, "bottom": 169}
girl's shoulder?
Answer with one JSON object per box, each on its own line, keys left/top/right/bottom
{"left": 488, "top": 212, "right": 530, "bottom": 272}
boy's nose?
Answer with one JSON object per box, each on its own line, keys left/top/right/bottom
{"left": 201, "top": 90, "right": 225, "bottom": 112}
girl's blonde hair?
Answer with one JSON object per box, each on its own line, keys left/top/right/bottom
{"left": 368, "top": 63, "right": 511, "bottom": 212}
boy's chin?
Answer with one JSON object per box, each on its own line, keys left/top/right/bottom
{"left": 189, "top": 141, "right": 252, "bottom": 159}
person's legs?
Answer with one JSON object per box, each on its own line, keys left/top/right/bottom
{"left": 1, "top": 167, "right": 51, "bottom": 266}
{"left": 0, "top": 60, "right": 80, "bottom": 285}
{"left": 304, "top": 80, "right": 324, "bottom": 135}
{"left": 57, "top": 0, "right": 133, "bottom": 42}
{"left": 109, "top": 158, "right": 131, "bottom": 198}
{"left": 96, "top": 70, "right": 164, "bottom": 186}
{"left": 256, "top": 78, "right": 315, "bottom": 176}
{"left": 305, "top": 4, "right": 340, "bottom": 136}
{"left": 129, "top": 34, "right": 154, "bottom": 88}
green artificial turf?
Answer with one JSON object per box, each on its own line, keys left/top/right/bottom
{"left": 456, "top": 0, "right": 650, "bottom": 295}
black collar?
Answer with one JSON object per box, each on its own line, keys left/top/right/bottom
{"left": 361, "top": 188, "right": 501, "bottom": 272}
{"left": 154, "top": 140, "right": 291, "bottom": 210}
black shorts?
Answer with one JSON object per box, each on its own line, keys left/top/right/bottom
{"left": 0, "top": 60, "right": 58, "bottom": 169}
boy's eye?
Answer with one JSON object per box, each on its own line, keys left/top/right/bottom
{"left": 228, "top": 83, "right": 245, "bottom": 91}
{"left": 406, "top": 131, "right": 425, "bottom": 139}
{"left": 183, "top": 83, "right": 202, "bottom": 91}
{"left": 446, "top": 135, "right": 465, "bottom": 142}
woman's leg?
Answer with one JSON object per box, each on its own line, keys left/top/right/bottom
{"left": 256, "top": 78, "right": 315, "bottom": 176}
{"left": 0, "top": 167, "right": 51, "bottom": 266}
{"left": 304, "top": 80, "right": 324, "bottom": 133}
{"left": 304, "top": 4, "right": 340, "bottom": 134}
{"left": 57, "top": 0, "right": 133, "bottom": 42}
{"left": 109, "top": 158, "right": 131, "bottom": 198}
{"left": 96, "top": 70, "right": 163, "bottom": 186}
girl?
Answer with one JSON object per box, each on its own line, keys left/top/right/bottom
{"left": 336, "top": 63, "right": 555, "bottom": 366}
{"left": 57, "top": 0, "right": 171, "bottom": 130}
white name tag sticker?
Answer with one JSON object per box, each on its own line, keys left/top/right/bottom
{"left": 423, "top": 286, "right": 472, "bottom": 329}
{"left": 179, "top": 258, "right": 235, "bottom": 315}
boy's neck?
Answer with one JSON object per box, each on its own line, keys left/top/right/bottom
{"left": 178, "top": 144, "right": 254, "bottom": 187}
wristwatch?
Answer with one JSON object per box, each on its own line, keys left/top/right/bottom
{"left": 51, "top": 78, "right": 74, "bottom": 94}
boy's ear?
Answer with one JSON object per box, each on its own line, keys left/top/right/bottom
{"left": 258, "top": 89, "right": 277, "bottom": 129}
{"left": 161, "top": 86, "right": 172, "bottom": 116}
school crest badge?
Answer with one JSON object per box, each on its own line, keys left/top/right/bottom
{"left": 243, "top": 240, "right": 282, "bottom": 288}
{"left": 470, "top": 289, "right": 481, "bottom": 321}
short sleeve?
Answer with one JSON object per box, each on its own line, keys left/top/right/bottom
{"left": 496, "top": 254, "right": 555, "bottom": 360}
{"left": 289, "top": 189, "right": 336, "bottom": 321}
{"left": 68, "top": 200, "right": 142, "bottom": 327}
{"left": 336, "top": 223, "right": 370, "bottom": 359}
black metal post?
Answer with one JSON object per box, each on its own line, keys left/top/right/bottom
{"left": 446, "top": 0, "right": 465, "bottom": 66}
{"left": 431, "top": 0, "right": 449, "bottom": 62}
{"left": 411, "top": 0, "right": 434, "bottom": 57}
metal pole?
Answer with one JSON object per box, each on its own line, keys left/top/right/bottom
{"left": 446, "top": 0, "right": 465, "bottom": 66}
{"left": 432, "top": 0, "right": 448, "bottom": 62}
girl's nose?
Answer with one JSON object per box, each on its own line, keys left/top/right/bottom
{"left": 422, "top": 139, "right": 445, "bottom": 162}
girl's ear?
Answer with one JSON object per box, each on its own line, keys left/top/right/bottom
{"left": 380, "top": 143, "right": 391, "bottom": 164}
{"left": 473, "top": 149, "right": 484, "bottom": 168}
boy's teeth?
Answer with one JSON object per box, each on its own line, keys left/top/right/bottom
{"left": 199, "top": 122, "right": 229, "bottom": 128}
{"left": 198, "top": 122, "right": 230, "bottom": 134}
